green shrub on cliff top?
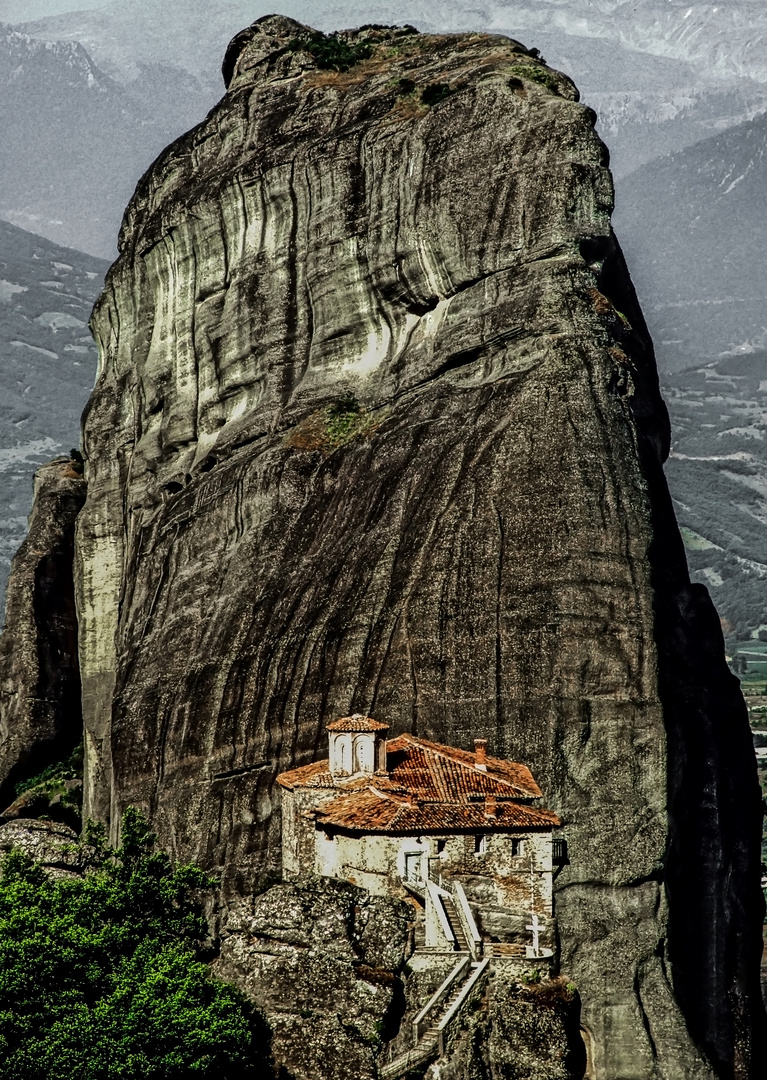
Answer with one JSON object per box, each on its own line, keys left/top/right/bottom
{"left": 0, "top": 808, "right": 269, "bottom": 1079}
{"left": 14, "top": 743, "right": 82, "bottom": 797}
{"left": 509, "top": 63, "right": 561, "bottom": 93}
{"left": 287, "top": 31, "right": 373, "bottom": 71}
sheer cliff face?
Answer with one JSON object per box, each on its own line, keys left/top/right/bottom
{"left": 75, "top": 17, "right": 764, "bottom": 1079}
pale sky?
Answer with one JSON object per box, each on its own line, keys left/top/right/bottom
{"left": 0, "top": 0, "right": 107, "bottom": 19}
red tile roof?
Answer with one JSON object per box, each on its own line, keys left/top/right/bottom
{"left": 277, "top": 732, "right": 557, "bottom": 834}
{"left": 385, "top": 735, "right": 542, "bottom": 799}
{"left": 314, "top": 789, "right": 560, "bottom": 834}
{"left": 276, "top": 761, "right": 336, "bottom": 790}
{"left": 326, "top": 714, "right": 390, "bottom": 733}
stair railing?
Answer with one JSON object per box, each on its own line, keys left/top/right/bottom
{"left": 426, "top": 879, "right": 457, "bottom": 947}
{"left": 411, "top": 955, "right": 470, "bottom": 1042}
{"left": 452, "top": 881, "right": 483, "bottom": 959}
{"left": 378, "top": 1040, "right": 439, "bottom": 1080}
{"left": 435, "top": 957, "right": 490, "bottom": 1055}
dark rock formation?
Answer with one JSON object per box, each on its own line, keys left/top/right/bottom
{"left": 47, "top": 15, "right": 761, "bottom": 1078}
{"left": 0, "top": 456, "right": 85, "bottom": 807}
{"left": 427, "top": 973, "right": 584, "bottom": 1080}
{"left": 213, "top": 877, "right": 412, "bottom": 1080}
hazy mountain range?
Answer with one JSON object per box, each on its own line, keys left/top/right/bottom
{"left": 664, "top": 353, "right": 767, "bottom": 640}
{"left": 1, "top": 0, "right": 766, "bottom": 633}
{"left": 0, "top": 220, "right": 107, "bottom": 607}
{"left": 4, "top": 2, "right": 766, "bottom": 253}
{"left": 0, "top": 22, "right": 214, "bottom": 255}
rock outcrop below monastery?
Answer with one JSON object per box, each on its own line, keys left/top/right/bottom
{"left": 4, "top": 14, "right": 758, "bottom": 1079}
{"left": 214, "top": 877, "right": 412, "bottom": 1080}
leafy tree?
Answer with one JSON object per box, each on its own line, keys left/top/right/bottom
{"left": 0, "top": 808, "right": 270, "bottom": 1079}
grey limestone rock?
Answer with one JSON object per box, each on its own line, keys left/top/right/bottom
{"left": 425, "top": 973, "right": 583, "bottom": 1080}
{"left": 29, "top": 15, "right": 763, "bottom": 1078}
{"left": 213, "top": 876, "right": 412, "bottom": 1080}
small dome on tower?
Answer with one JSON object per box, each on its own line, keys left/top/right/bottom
{"left": 326, "top": 715, "right": 388, "bottom": 777}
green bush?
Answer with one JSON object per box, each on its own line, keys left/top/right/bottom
{"left": 12, "top": 744, "right": 84, "bottom": 830}
{"left": 0, "top": 808, "right": 269, "bottom": 1079}
{"left": 15, "top": 743, "right": 82, "bottom": 797}
{"left": 510, "top": 64, "right": 560, "bottom": 93}
{"left": 420, "top": 82, "right": 453, "bottom": 106}
{"left": 325, "top": 394, "right": 368, "bottom": 449}
{"left": 287, "top": 32, "right": 373, "bottom": 72}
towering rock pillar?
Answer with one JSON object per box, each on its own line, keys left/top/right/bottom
{"left": 74, "top": 17, "right": 765, "bottom": 1078}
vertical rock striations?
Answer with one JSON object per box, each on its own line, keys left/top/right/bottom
{"left": 0, "top": 456, "right": 85, "bottom": 804}
{"left": 73, "top": 17, "right": 765, "bottom": 1078}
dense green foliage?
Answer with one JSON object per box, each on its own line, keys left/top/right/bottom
{"left": 11, "top": 743, "right": 84, "bottom": 830}
{"left": 14, "top": 743, "right": 82, "bottom": 796}
{"left": 287, "top": 31, "right": 373, "bottom": 71}
{"left": 0, "top": 809, "right": 269, "bottom": 1079}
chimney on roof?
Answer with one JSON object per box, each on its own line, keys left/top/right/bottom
{"left": 474, "top": 738, "right": 488, "bottom": 772}
{"left": 484, "top": 794, "right": 497, "bottom": 818}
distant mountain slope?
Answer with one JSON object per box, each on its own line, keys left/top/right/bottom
{"left": 616, "top": 113, "right": 767, "bottom": 370}
{"left": 13, "top": 2, "right": 767, "bottom": 258}
{"left": 17, "top": 0, "right": 258, "bottom": 85}
{"left": 0, "top": 219, "right": 107, "bottom": 618}
{"left": 518, "top": 30, "right": 767, "bottom": 178}
{"left": 0, "top": 24, "right": 212, "bottom": 256}
{"left": 663, "top": 353, "right": 767, "bottom": 640}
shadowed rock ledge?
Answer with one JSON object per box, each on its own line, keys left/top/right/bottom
{"left": 3, "top": 15, "right": 757, "bottom": 1079}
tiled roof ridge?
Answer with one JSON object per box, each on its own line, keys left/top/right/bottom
{"left": 391, "top": 733, "right": 539, "bottom": 796}
{"left": 368, "top": 785, "right": 393, "bottom": 801}
{"left": 326, "top": 714, "right": 390, "bottom": 732}
{"left": 313, "top": 789, "right": 562, "bottom": 833}
{"left": 276, "top": 758, "right": 331, "bottom": 788}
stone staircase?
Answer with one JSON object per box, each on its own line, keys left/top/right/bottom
{"left": 441, "top": 893, "right": 468, "bottom": 952}
{"left": 379, "top": 956, "right": 490, "bottom": 1080}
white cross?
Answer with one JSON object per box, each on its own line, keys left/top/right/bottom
{"left": 526, "top": 913, "right": 541, "bottom": 955}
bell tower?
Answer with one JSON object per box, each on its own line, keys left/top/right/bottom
{"left": 327, "top": 715, "right": 389, "bottom": 779}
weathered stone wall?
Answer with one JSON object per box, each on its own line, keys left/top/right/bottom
{"left": 73, "top": 16, "right": 765, "bottom": 1078}
{"left": 440, "top": 830, "right": 554, "bottom": 918}
{"left": 317, "top": 827, "right": 405, "bottom": 896}
{"left": 281, "top": 786, "right": 332, "bottom": 880}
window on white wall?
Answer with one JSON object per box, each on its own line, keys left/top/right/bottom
{"left": 473, "top": 835, "right": 486, "bottom": 856}
{"left": 511, "top": 838, "right": 524, "bottom": 856}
